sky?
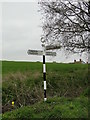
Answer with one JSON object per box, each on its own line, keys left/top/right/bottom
{"left": 0, "top": 0, "right": 88, "bottom": 63}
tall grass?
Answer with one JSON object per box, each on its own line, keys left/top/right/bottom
{"left": 2, "top": 61, "right": 88, "bottom": 113}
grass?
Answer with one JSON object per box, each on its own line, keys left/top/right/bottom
{"left": 2, "top": 97, "right": 88, "bottom": 119}
{"left": 1, "top": 61, "right": 89, "bottom": 119}
{"left": 2, "top": 61, "right": 88, "bottom": 75}
{"left": 2, "top": 61, "right": 42, "bottom": 75}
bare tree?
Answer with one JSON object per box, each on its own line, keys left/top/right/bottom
{"left": 39, "top": 0, "right": 90, "bottom": 53}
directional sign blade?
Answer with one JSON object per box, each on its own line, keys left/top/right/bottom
{"left": 46, "top": 51, "right": 56, "bottom": 56}
{"left": 27, "top": 50, "right": 42, "bottom": 55}
{"left": 27, "top": 50, "right": 56, "bottom": 56}
{"left": 46, "top": 44, "right": 61, "bottom": 50}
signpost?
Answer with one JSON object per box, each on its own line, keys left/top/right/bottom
{"left": 27, "top": 50, "right": 56, "bottom": 56}
{"left": 27, "top": 44, "right": 61, "bottom": 101}
{"left": 46, "top": 44, "right": 62, "bottom": 50}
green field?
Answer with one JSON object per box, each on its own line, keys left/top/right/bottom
{"left": 1, "top": 61, "right": 89, "bottom": 119}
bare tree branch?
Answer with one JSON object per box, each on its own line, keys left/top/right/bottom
{"left": 39, "top": 0, "right": 90, "bottom": 53}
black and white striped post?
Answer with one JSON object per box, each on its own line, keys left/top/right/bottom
{"left": 42, "top": 44, "right": 47, "bottom": 101}
{"left": 27, "top": 44, "right": 61, "bottom": 102}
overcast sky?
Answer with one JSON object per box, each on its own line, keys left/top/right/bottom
{"left": 0, "top": 0, "right": 88, "bottom": 63}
